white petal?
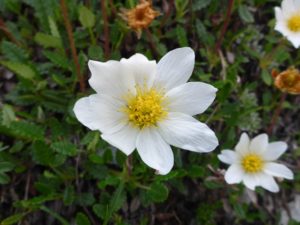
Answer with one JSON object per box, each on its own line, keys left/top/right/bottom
{"left": 282, "top": 0, "right": 297, "bottom": 14}
{"left": 235, "top": 133, "right": 250, "bottom": 156}
{"left": 136, "top": 127, "right": 173, "bottom": 175}
{"left": 101, "top": 124, "right": 139, "bottom": 155}
{"left": 287, "top": 34, "right": 300, "bottom": 48}
{"left": 73, "top": 94, "right": 127, "bottom": 134}
{"left": 259, "top": 173, "right": 280, "bottom": 193}
{"left": 275, "top": 22, "right": 291, "bottom": 36}
{"left": 224, "top": 164, "right": 244, "bottom": 184}
{"left": 88, "top": 60, "right": 135, "bottom": 99}
{"left": 158, "top": 112, "right": 218, "bottom": 152}
{"left": 264, "top": 162, "right": 294, "bottom": 180}
{"left": 263, "top": 142, "right": 288, "bottom": 161}
{"left": 275, "top": 7, "right": 284, "bottom": 21}
{"left": 295, "top": 0, "right": 300, "bottom": 8}
{"left": 121, "top": 53, "right": 156, "bottom": 89}
{"left": 218, "top": 150, "right": 237, "bottom": 164}
{"left": 249, "top": 133, "right": 268, "bottom": 153}
{"left": 153, "top": 47, "right": 195, "bottom": 91}
{"left": 165, "top": 82, "right": 217, "bottom": 116}
{"left": 243, "top": 174, "right": 259, "bottom": 190}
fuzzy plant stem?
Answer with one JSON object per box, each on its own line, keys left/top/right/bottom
{"left": 101, "top": 0, "right": 110, "bottom": 60}
{"left": 215, "top": 0, "right": 235, "bottom": 52}
{"left": 60, "top": 0, "right": 85, "bottom": 92}
{"left": 267, "top": 93, "right": 287, "bottom": 135}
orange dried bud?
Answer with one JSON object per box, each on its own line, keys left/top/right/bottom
{"left": 120, "top": 0, "right": 160, "bottom": 38}
{"left": 274, "top": 67, "right": 300, "bottom": 94}
{"left": 271, "top": 69, "right": 279, "bottom": 78}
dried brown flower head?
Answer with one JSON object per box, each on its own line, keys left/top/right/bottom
{"left": 120, "top": 0, "right": 160, "bottom": 38}
{"left": 272, "top": 67, "right": 300, "bottom": 94}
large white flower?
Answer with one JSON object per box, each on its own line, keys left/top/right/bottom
{"left": 73, "top": 47, "right": 219, "bottom": 175}
{"left": 218, "top": 133, "right": 294, "bottom": 192}
{"left": 275, "top": 0, "right": 300, "bottom": 48}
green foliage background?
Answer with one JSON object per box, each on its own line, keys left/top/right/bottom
{"left": 0, "top": 0, "right": 299, "bottom": 224}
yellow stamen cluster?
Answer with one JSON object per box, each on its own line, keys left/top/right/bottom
{"left": 241, "top": 154, "right": 263, "bottom": 173}
{"left": 287, "top": 14, "right": 300, "bottom": 32}
{"left": 125, "top": 88, "right": 167, "bottom": 128}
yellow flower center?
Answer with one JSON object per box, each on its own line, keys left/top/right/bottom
{"left": 241, "top": 154, "right": 263, "bottom": 173}
{"left": 124, "top": 88, "right": 167, "bottom": 128}
{"left": 287, "top": 14, "right": 300, "bottom": 32}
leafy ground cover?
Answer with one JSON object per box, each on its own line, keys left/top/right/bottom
{"left": 0, "top": 0, "right": 300, "bottom": 224}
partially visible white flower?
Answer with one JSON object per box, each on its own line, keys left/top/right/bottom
{"left": 275, "top": 0, "right": 300, "bottom": 48}
{"left": 73, "top": 47, "right": 219, "bottom": 175}
{"left": 218, "top": 133, "right": 294, "bottom": 192}
{"left": 280, "top": 194, "right": 300, "bottom": 225}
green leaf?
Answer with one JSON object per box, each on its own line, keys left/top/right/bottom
{"left": 48, "top": 16, "right": 60, "bottom": 38}
{"left": 9, "top": 121, "right": 44, "bottom": 140}
{"left": 1, "top": 41, "right": 28, "bottom": 62}
{"left": 261, "top": 69, "right": 272, "bottom": 86}
{"left": 1, "top": 104, "right": 16, "bottom": 126}
{"left": 0, "top": 162, "right": 15, "bottom": 173}
{"left": 238, "top": 5, "right": 254, "bottom": 23}
{"left": 43, "top": 50, "right": 70, "bottom": 69}
{"left": 109, "top": 181, "right": 126, "bottom": 213}
{"left": 0, "top": 61, "right": 36, "bottom": 80}
{"left": 32, "top": 141, "right": 55, "bottom": 165}
{"left": 75, "top": 212, "right": 91, "bottom": 225}
{"left": 146, "top": 182, "right": 169, "bottom": 203}
{"left": 0, "top": 173, "right": 10, "bottom": 184}
{"left": 51, "top": 141, "right": 77, "bottom": 156}
{"left": 34, "top": 32, "right": 62, "bottom": 48}
{"left": 79, "top": 6, "right": 95, "bottom": 28}
{"left": 193, "top": 0, "right": 211, "bottom": 11}
{"left": 63, "top": 185, "right": 75, "bottom": 206}
{"left": 1, "top": 213, "right": 27, "bottom": 225}
{"left": 176, "top": 25, "right": 188, "bottom": 47}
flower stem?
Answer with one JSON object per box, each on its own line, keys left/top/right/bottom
{"left": 215, "top": 0, "right": 235, "bottom": 52}
{"left": 101, "top": 0, "right": 110, "bottom": 60}
{"left": 60, "top": 0, "right": 85, "bottom": 92}
{"left": 267, "top": 93, "right": 287, "bottom": 135}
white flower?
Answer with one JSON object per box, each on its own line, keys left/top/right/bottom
{"left": 73, "top": 47, "right": 219, "bottom": 175}
{"left": 218, "top": 133, "right": 294, "bottom": 192}
{"left": 275, "top": 0, "right": 300, "bottom": 48}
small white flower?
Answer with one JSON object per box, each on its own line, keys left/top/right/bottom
{"left": 74, "top": 47, "right": 219, "bottom": 175}
{"left": 275, "top": 0, "right": 300, "bottom": 48}
{"left": 218, "top": 133, "right": 294, "bottom": 192}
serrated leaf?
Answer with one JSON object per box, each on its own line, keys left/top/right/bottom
{"left": 34, "top": 32, "right": 62, "bottom": 48}
{"left": 238, "top": 5, "right": 254, "bottom": 23}
{"left": 146, "top": 182, "right": 169, "bottom": 203}
{"left": 0, "top": 61, "right": 36, "bottom": 80}
{"left": 48, "top": 16, "right": 60, "bottom": 38}
{"left": 9, "top": 121, "right": 44, "bottom": 140}
{"left": 32, "top": 141, "right": 55, "bottom": 166}
{"left": 0, "top": 213, "right": 27, "bottom": 225}
{"left": 79, "top": 6, "right": 95, "bottom": 28}
{"left": 1, "top": 41, "right": 28, "bottom": 62}
{"left": 176, "top": 25, "right": 188, "bottom": 47}
{"left": 51, "top": 141, "right": 77, "bottom": 156}
{"left": 43, "top": 50, "right": 70, "bottom": 69}
{"left": 75, "top": 212, "right": 91, "bottom": 225}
